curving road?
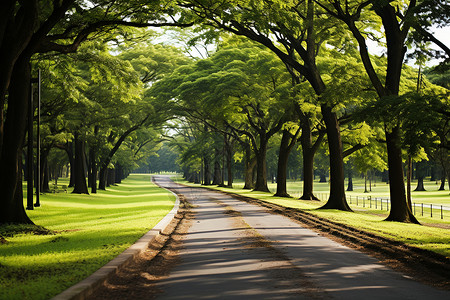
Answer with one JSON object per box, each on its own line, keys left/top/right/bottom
{"left": 153, "top": 176, "right": 449, "bottom": 299}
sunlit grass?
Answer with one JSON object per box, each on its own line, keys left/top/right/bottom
{"left": 0, "top": 174, "right": 175, "bottom": 300}
{"left": 176, "top": 177, "right": 449, "bottom": 258}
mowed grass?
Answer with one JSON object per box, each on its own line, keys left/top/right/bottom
{"left": 175, "top": 177, "right": 450, "bottom": 258}
{"left": 0, "top": 174, "right": 175, "bottom": 300}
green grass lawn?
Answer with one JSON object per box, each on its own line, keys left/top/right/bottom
{"left": 175, "top": 177, "right": 450, "bottom": 258}
{"left": 0, "top": 174, "right": 175, "bottom": 300}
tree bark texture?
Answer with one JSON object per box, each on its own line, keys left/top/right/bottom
{"left": 385, "top": 127, "right": 419, "bottom": 223}
{"left": 225, "top": 138, "right": 233, "bottom": 187}
{"left": 320, "top": 105, "right": 351, "bottom": 211}
{"left": 72, "top": 134, "right": 89, "bottom": 194}
{"left": 275, "top": 130, "right": 293, "bottom": 197}
{"left": 346, "top": 161, "right": 354, "bottom": 191}
{"left": 0, "top": 54, "right": 33, "bottom": 224}
{"left": 243, "top": 142, "right": 255, "bottom": 189}
{"left": 212, "top": 148, "right": 222, "bottom": 185}
{"left": 203, "top": 155, "right": 211, "bottom": 185}
{"left": 299, "top": 113, "right": 323, "bottom": 200}
{"left": 90, "top": 145, "right": 97, "bottom": 194}
{"left": 253, "top": 134, "right": 270, "bottom": 192}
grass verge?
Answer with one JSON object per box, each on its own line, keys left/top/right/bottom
{"left": 0, "top": 174, "right": 175, "bottom": 300}
{"left": 175, "top": 178, "right": 449, "bottom": 258}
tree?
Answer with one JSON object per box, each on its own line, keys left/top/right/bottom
{"left": 180, "top": 0, "right": 375, "bottom": 210}
{"left": 0, "top": 0, "right": 190, "bottom": 224}
{"left": 315, "top": 0, "right": 446, "bottom": 223}
{"left": 153, "top": 37, "right": 294, "bottom": 192}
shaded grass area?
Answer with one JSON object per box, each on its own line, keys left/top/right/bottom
{"left": 176, "top": 178, "right": 449, "bottom": 258}
{"left": 0, "top": 174, "right": 175, "bottom": 300}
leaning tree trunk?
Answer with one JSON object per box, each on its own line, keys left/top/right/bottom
{"left": 385, "top": 127, "right": 419, "bottom": 223}
{"left": 72, "top": 134, "right": 89, "bottom": 194}
{"left": 0, "top": 55, "right": 33, "bottom": 224}
{"left": 320, "top": 105, "right": 351, "bottom": 211}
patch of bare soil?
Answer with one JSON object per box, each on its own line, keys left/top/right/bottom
{"left": 216, "top": 190, "right": 450, "bottom": 290}
{"left": 87, "top": 199, "right": 194, "bottom": 300}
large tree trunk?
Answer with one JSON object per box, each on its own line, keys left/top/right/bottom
{"left": 385, "top": 127, "right": 419, "bottom": 223}
{"left": 225, "top": 138, "right": 233, "bottom": 187}
{"left": 65, "top": 142, "right": 75, "bottom": 187}
{"left": 298, "top": 113, "right": 323, "bottom": 200}
{"left": 212, "top": 148, "right": 222, "bottom": 185}
{"left": 275, "top": 130, "right": 292, "bottom": 197}
{"left": 414, "top": 161, "right": 426, "bottom": 191}
{"left": 98, "top": 166, "right": 107, "bottom": 190}
{"left": 115, "top": 164, "right": 123, "bottom": 184}
{"left": 107, "top": 167, "right": 115, "bottom": 186}
{"left": 90, "top": 145, "right": 97, "bottom": 194}
{"left": 346, "top": 162, "right": 353, "bottom": 191}
{"left": 40, "top": 148, "right": 51, "bottom": 193}
{"left": 42, "top": 159, "right": 50, "bottom": 193}
{"left": 243, "top": 142, "right": 255, "bottom": 189}
{"left": 253, "top": 134, "right": 270, "bottom": 192}
{"left": 439, "top": 170, "right": 446, "bottom": 190}
{"left": 203, "top": 155, "right": 211, "bottom": 185}
{"left": 275, "top": 129, "right": 300, "bottom": 197}
{"left": 0, "top": 1, "right": 38, "bottom": 156}
{"left": 0, "top": 54, "right": 33, "bottom": 224}
{"left": 320, "top": 105, "right": 351, "bottom": 211}
{"left": 72, "top": 134, "right": 89, "bottom": 194}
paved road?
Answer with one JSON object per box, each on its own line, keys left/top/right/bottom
{"left": 154, "top": 176, "right": 449, "bottom": 299}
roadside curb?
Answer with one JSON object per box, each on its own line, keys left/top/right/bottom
{"left": 51, "top": 179, "right": 180, "bottom": 300}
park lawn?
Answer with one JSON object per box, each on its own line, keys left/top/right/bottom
{"left": 229, "top": 178, "right": 450, "bottom": 206}
{"left": 176, "top": 178, "right": 450, "bottom": 258}
{"left": 0, "top": 173, "right": 175, "bottom": 300}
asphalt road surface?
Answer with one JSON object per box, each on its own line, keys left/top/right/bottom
{"left": 153, "top": 176, "right": 449, "bottom": 300}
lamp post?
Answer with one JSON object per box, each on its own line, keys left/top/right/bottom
{"left": 28, "top": 70, "right": 41, "bottom": 209}
{"left": 35, "top": 69, "right": 41, "bottom": 207}
{"left": 26, "top": 75, "right": 34, "bottom": 210}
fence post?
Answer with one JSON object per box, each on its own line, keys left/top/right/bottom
{"left": 441, "top": 205, "right": 443, "bottom": 220}
{"left": 421, "top": 203, "right": 423, "bottom": 216}
{"left": 431, "top": 204, "right": 433, "bottom": 218}
{"left": 356, "top": 196, "right": 358, "bottom": 206}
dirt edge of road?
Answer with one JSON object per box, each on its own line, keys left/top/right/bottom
{"left": 210, "top": 187, "right": 450, "bottom": 290}
{"left": 89, "top": 182, "right": 449, "bottom": 299}
{"left": 87, "top": 193, "right": 194, "bottom": 300}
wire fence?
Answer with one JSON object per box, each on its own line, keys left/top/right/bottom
{"left": 315, "top": 193, "right": 449, "bottom": 220}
